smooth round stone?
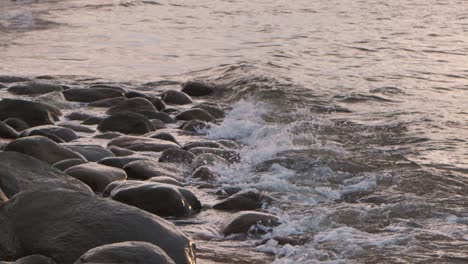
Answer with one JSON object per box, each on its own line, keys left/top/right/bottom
{"left": 192, "top": 103, "right": 225, "bottom": 118}
{"left": 65, "top": 163, "right": 127, "bottom": 192}
{"left": 93, "top": 132, "right": 123, "bottom": 139}
{"left": 161, "top": 90, "right": 192, "bottom": 105}
{"left": 192, "top": 153, "right": 229, "bottom": 169}
{"left": 0, "top": 151, "right": 91, "bottom": 198}
{"left": 20, "top": 129, "right": 64, "bottom": 143}
{"left": 7, "top": 82, "right": 63, "bottom": 95}
{"left": 88, "top": 84, "right": 126, "bottom": 93}
{"left": 191, "top": 166, "right": 219, "bottom": 182}
{"left": 147, "top": 176, "right": 184, "bottom": 187}
{"left": 108, "top": 145, "right": 135, "bottom": 156}
{"left": 213, "top": 189, "right": 266, "bottom": 211}
{"left": 181, "top": 80, "right": 214, "bottom": 96}
{"left": 150, "top": 119, "right": 166, "bottom": 130}
{"left": 97, "top": 156, "right": 146, "bottom": 169}
{"left": 221, "top": 211, "right": 280, "bottom": 235}
{"left": 65, "top": 111, "right": 97, "bottom": 121}
{"left": 20, "top": 125, "right": 79, "bottom": 142}
{"left": 108, "top": 135, "right": 179, "bottom": 152}
{"left": 175, "top": 108, "right": 215, "bottom": 122}
{"left": 158, "top": 148, "right": 195, "bottom": 164}
{"left": 88, "top": 97, "right": 125, "bottom": 107}
{"left": 148, "top": 132, "right": 179, "bottom": 145}
{"left": 161, "top": 108, "right": 179, "bottom": 114}
{"left": 58, "top": 122, "right": 95, "bottom": 133}
{"left": 149, "top": 97, "right": 166, "bottom": 111}
{"left": 73, "top": 241, "right": 175, "bottom": 264}
{"left": 149, "top": 112, "right": 175, "bottom": 123}
{"left": 0, "top": 255, "right": 56, "bottom": 264}
{"left": 63, "top": 88, "right": 124, "bottom": 102}
{"left": 183, "top": 141, "right": 223, "bottom": 150}
{"left": 65, "top": 145, "right": 115, "bottom": 162}
{"left": 106, "top": 97, "right": 158, "bottom": 115}
{"left": 216, "top": 139, "right": 240, "bottom": 149}
{"left": 98, "top": 112, "right": 154, "bottom": 135}
{"left": 124, "top": 90, "right": 147, "bottom": 98}
{"left": 0, "top": 122, "right": 18, "bottom": 139}
{"left": 180, "top": 120, "right": 210, "bottom": 133}
{"left": 188, "top": 147, "right": 240, "bottom": 162}
{"left": 35, "top": 91, "right": 72, "bottom": 110}
{"left": 0, "top": 99, "right": 56, "bottom": 127}
{"left": 3, "top": 118, "right": 29, "bottom": 132}
{"left": 53, "top": 158, "right": 87, "bottom": 171}
{"left": 5, "top": 136, "right": 86, "bottom": 164}
{"left": 2, "top": 188, "right": 195, "bottom": 264}
{"left": 0, "top": 75, "right": 29, "bottom": 83}
{"left": 123, "top": 160, "right": 183, "bottom": 181}
{"left": 216, "top": 187, "right": 242, "bottom": 197}
{"left": 82, "top": 116, "right": 104, "bottom": 125}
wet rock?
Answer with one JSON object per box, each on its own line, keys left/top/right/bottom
{"left": 88, "top": 97, "right": 125, "bottom": 107}
{"left": 65, "top": 145, "right": 115, "bottom": 162}
{"left": 20, "top": 125, "right": 79, "bottom": 142}
{"left": 189, "top": 147, "right": 240, "bottom": 162}
{"left": 93, "top": 132, "right": 123, "bottom": 139}
{"left": 149, "top": 132, "right": 179, "bottom": 145}
{"left": 106, "top": 97, "right": 158, "bottom": 116}
{"left": 0, "top": 75, "right": 29, "bottom": 83}
{"left": 0, "top": 99, "right": 56, "bottom": 127}
{"left": 88, "top": 84, "right": 126, "bottom": 93}
{"left": 217, "top": 139, "right": 240, "bottom": 149}
{"left": 216, "top": 187, "right": 242, "bottom": 197}
{"left": 65, "top": 111, "right": 97, "bottom": 121}
{"left": 81, "top": 116, "right": 104, "bottom": 125}
{"left": 150, "top": 112, "right": 175, "bottom": 123}
{"left": 58, "top": 122, "right": 95, "bottom": 133}
{"left": 73, "top": 241, "right": 175, "bottom": 264}
{"left": 124, "top": 90, "right": 147, "bottom": 98}
{"left": 97, "top": 156, "right": 145, "bottom": 169}
{"left": 5, "top": 136, "right": 86, "bottom": 164}
{"left": 35, "top": 91, "right": 72, "bottom": 110}
{"left": 19, "top": 128, "right": 64, "bottom": 143}
{"left": 0, "top": 151, "right": 91, "bottom": 198}
{"left": 0, "top": 255, "right": 56, "bottom": 264}
{"left": 3, "top": 118, "right": 29, "bottom": 132}
{"left": 192, "top": 153, "right": 229, "bottom": 169}
{"left": 181, "top": 80, "right": 214, "bottom": 96}
{"left": 191, "top": 166, "right": 219, "bottom": 182}
{"left": 108, "top": 135, "right": 179, "bottom": 152}
{"left": 192, "top": 103, "right": 225, "bottom": 118}
{"left": 63, "top": 88, "right": 124, "bottom": 102}
{"left": 108, "top": 145, "right": 135, "bottom": 156}
{"left": 159, "top": 148, "right": 196, "bottom": 164}
{"left": 162, "top": 108, "right": 179, "bottom": 114}
{"left": 180, "top": 120, "right": 210, "bottom": 133}
{"left": 148, "top": 176, "right": 184, "bottom": 186}
{"left": 221, "top": 211, "right": 280, "bottom": 235}
{"left": 98, "top": 112, "right": 154, "bottom": 135}
{"left": 176, "top": 109, "right": 216, "bottom": 122}
{"left": 161, "top": 90, "right": 192, "bottom": 105}
{"left": 149, "top": 97, "right": 166, "bottom": 111}
{"left": 7, "top": 82, "right": 63, "bottom": 95}
{"left": 0, "top": 122, "right": 19, "bottom": 139}
{"left": 213, "top": 189, "right": 268, "bottom": 211}
{"left": 53, "top": 158, "right": 87, "bottom": 171}
{"left": 65, "top": 163, "right": 127, "bottom": 192}
{"left": 123, "top": 160, "right": 183, "bottom": 180}
{"left": 150, "top": 119, "right": 167, "bottom": 130}
{"left": 108, "top": 181, "right": 193, "bottom": 217}
{"left": 183, "top": 141, "right": 223, "bottom": 150}
{"left": 2, "top": 188, "right": 195, "bottom": 264}
{"left": 0, "top": 208, "right": 21, "bottom": 261}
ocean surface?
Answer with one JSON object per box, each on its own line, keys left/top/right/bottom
{"left": 1, "top": 0, "right": 468, "bottom": 263}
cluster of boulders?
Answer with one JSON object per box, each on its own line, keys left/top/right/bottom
{"left": 0, "top": 76, "right": 281, "bottom": 264}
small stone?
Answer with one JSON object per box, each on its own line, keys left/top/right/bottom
{"left": 181, "top": 80, "right": 215, "bottom": 96}
{"left": 176, "top": 108, "right": 216, "bottom": 122}
{"left": 65, "top": 163, "right": 127, "bottom": 192}
{"left": 63, "top": 88, "right": 124, "bottom": 102}
{"left": 0, "top": 122, "right": 18, "bottom": 139}
{"left": 98, "top": 112, "right": 154, "bottom": 135}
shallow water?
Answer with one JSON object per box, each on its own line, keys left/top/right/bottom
{"left": 1, "top": 0, "right": 468, "bottom": 263}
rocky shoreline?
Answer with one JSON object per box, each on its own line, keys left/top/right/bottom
{"left": 0, "top": 75, "right": 282, "bottom": 264}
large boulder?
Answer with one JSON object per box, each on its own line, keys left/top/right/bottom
{"left": 0, "top": 151, "right": 91, "bottom": 198}
{"left": 63, "top": 88, "right": 124, "bottom": 102}
{"left": 106, "top": 97, "right": 158, "bottom": 115}
{"left": 0, "top": 255, "right": 56, "bottom": 264}
{"left": 108, "top": 135, "right": 179, "bottom": 152}
{"left": 65, "top": 163, "right": 127, "bottom": 192}
{"left": 0, "top": 208, "right": 23, "bottom": 261}
{"left": 181, "top": 80, "right": 214, "bottom": 96}
{"left": 98, "top": 113, "right": 154, "bottom": 135}
{"left": 65, "top": 145, "right": 115, "bottom": 162}
{"left": 161, "top": 90, "right": 192, "bottom": 105}
{"left": 2, "top": 189, "right": 196, "bottom": 264}
{"left": 0, "top": 99, "right": 56, "bottom": 127}
{"left": 176, "top": 109, "right": 215, "bottom": 122}
{"left": 7, "top": 82, "right": 63, "bottom": 95}
{"left": 0, "top": 122, "right": 19, "bottom": 139}
{"left": 123, "top": 160, "right": 183, "bottom": 180}
{"left": 73, "top": 241, "right": 175, "bottom": 264}
{"left": 5, "top": 136, "right": 86, "bottom": 164}
{"left": 221, "top": 211, "right": 280, "bottom": 235}
{"left": 20, "top": 125, "right": 79, "bottom": 142}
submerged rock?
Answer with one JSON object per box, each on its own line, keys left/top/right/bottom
{"left": 7, "top": 82, "right": 63, "bottom": 95}
{"left": 213, "top": 189, "right": 268, "bottom": 211}
{"left": 221, "top": 211, "right": 280, "bottom": 235}
{"left": 191, "top": 166, "right": 219, "bottom": 182}
{"left": 189, "top": 147, "right": 240, "bottom": 162}
{"left": 192, "top": 103, "right": 225, "bottom": 118}
{"left": 74, "top": 241, "right": 175, "bottom": 264}
{"left": 98, "top": 112, "right": 154, "bottom": 135}
{"left": 0, "top": 99, "right": 56, "bottom": 127}
{"left": 148, "top": 176, "right": 184, "bottom": 187}
{"left": 180, "top": 120, "right": 210, "bottom": 133}
{"left": 161, "top": 90, "right": 192, "bottom": 105}
{"left": 108, "top": 145, "right": 135, "bottom": 156}
{"left": 183, "top": 141, "right": 223, "bottom": 150}
{"left": 53, "top": 158, "right": 87, "bottom": 171}
{"left": 181, "top": 80, "right": 214, "bottom": 96}
{"left": 0, "top": 75, "right": 29, "bottom": 83}
{"left": 58, "top": 122, "right": 95, "bottom": 133}
{"left": 192, "top": 153, "right": 229, "bottom": 169}
{"left": 65, "top": 163, "right": 127, "bottom": 193}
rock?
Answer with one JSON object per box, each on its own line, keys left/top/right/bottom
{"left": 221, "top": 211, "right": 280, "bottom": 235}
{"left": 191, "top": 166, "right": 219, "bottom": 182}
{"left": 98, "top": 112, "right": 154, "bottom": 135}
{"left": 159, "top": 148, "right": 195, "bottom": 164}
{"left": 58, "top": 122, "right": 95, "bottom": 133}
{"left": 19, "top": 128, "right": 64, "bottom": 143}
{"left": 2, "top": 189, "right": 195, "bottom": 264}
{"left": 148, "top": 176, "right": 183, "bottom": 186}
{"left": 213, "top": 189, "right": 267, "bottom": 211}
{"left": 123, "top": 160, "right": 183, "bottom": 180}
{"left": 20, "top": 125, "right": 79, "bottom": 142}
{"left": 0, "top": 255, "right": 56, "bottom": 264}
{"left": 183, "top": 141, "right": 223, "bottom": 150}
{"left": 149, "top": 97, "right": 166, "bottom": 111}
{"left": 216, "top": 187, "right": 242, "bottom": 197}
{"left": 0, "top": 151, "right": 91, "bottom": 198}
{"left": 108, "top": 135, "right": 179, "bottom": 152}
{"left": 35, "top": 91, "right": 72, "bottom": 109}
{"left": 176, "top": 109, "right": 215, "bottom": 122}
{"left": 3, "top": 118, "right": 29, "bottom": 132}
{"left": 109, "top": 181, "right": 193, "bottom": 217}
{"left": 97, "top": 156, "right": 145, "bottom": 169}
{"left": 93, "top": 132, "right": 123, "bottom": 139}
{"left": 65, "top": 112, "right": 97, "bottom": 121}
{"left": 108, "top": 145, "right": 135, "bottom": 156}
{"left": 65, "top": 163, "right": 127, "bottom": 192}
{"left": 53, "top": 158, "right": 87, "bottom": 171}
{"left": 73, "top": 241, "right": 175, "bottom": 264}
{"left": 0, "top": 122, "right": 19, "bottom": 139}
{"left": 162, "top": 108, "right": 179, "bottom": 114}
{"left": 106, "top": 97, "right": 158, "bottom": 115}
{"left": 63, "top": 88, "right": 124, "bottom": 102}
{"left": 65, "top": 145, "right": 115, "bottom": 162}
{"left": 161, "top": 90, "right": 192, "bottom": 105}
{"left": 7, "top": 82, "right": 63, "bottom": 95}
{"left": 192, "top": 153, "right": 229, "bottom": 169}
{"left": 181, "top": 80, "right": 214, "bottom": 96}
{"left": 88, "top": 97, "right": 125, "bottom": 107}
{"left": 5, "top": 136, "right": 86, "bottom": 164}
{"left": 150, "top": 119, "right": 167, "bottom": 130}
{"left": 189, "top": 147, "right": 240, "bottom": 162}
{"left": 81, "top": 116, "right": 104, "bottom": 125}
{"left": 88, "top": 84, "right": 126, "bottom": 93}
{"left": 124, "top": 90, "right": 147, "bottom": 98}
{"left": 217, "top": 139, "right": 240, "bottom": 149}
{"left": 0, "top": 204, "right": 22, "bottom": 261}
{"left": 150, "top": 112, "right": 175, "bottom": 123}
{"left": 192, "top": 103, "right": 225, "bottom": 118}
{"left": 0, "top": 99, "right": 56, "bottom": 127}
{"left": 149, "top": 132, "right": 179, "bottom": 145}
{"left": 0, "top": 75, "right": 29, "bottom": 83}
{"left": 180, "top": 120, "right": 210, "bottom": 133}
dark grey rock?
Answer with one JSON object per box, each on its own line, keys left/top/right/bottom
{"left": 20, "top": 125, "right": 79, "bottom": 142}
{"left": 213, "top": 189, "right": 266, "bottom": 211}
{"left": 0, "top": 99, "right": 56, "bottom": 127}
{"left": 63, "top": 88, "right": 124, "bottom": 102}
{"left": 106, "top": 97, "right": 158, "bottom": 115}
{"left": 0, "top": 75, "right": 29, "bottom": 83}
{"left": 176, "top": 109, "right": 215, "bottom": 122}
{"left": 58, "top": 122, "right": 95, "bottom": 133}
{"left": 181, "top": 80, "right": 214, "bottom": 96}
{"left": 0, "top": 255, "right": 56, "bottom": 264}
{"left": 192, "top": 103, "right": 225, "bottom": 118}
{"left": 149, "top": 97, "right": 166, "bottom": 111}
{"left": 221, "top": 211, "right": 280, "bottom": 235}
{"left": 0, "top": 202, "right": 23, "bottom": 261}
{"left": 73, "top": 241, "right": 175, "bottom": 264}
{"left": 98, "top": 112, "right": 154, "bottom": 135}
{"left": 65, "top": 163, "right": 127, "bottom": 192}
{"left": 93, "top": 132, "right": 123, "bottom": 139}
{"left": 192, "top": 153, "right": 229, "bottom": 169}
{"left": 161, "top": 90, "right": 192, "bottom": 105}
{"left": 0, "top": 151, "right": 91, "bottom": 198}
{"left": 53, "top": 158, "right": 87, "bottom": 171}
{"left": 159, "top": 148, "right": 195, "bottom": 164}
{"left": 3, "top": 118, "right": 29, "bottom": 132}
{"left": 7, "top": 82, "right": 63, "bottom": 95}
{"left": 147, "top": 176, "right": 183, "bottom": 187}
{"left": 189, "top": 147, "right": 240, "bottom": 162}
{"left": 183, "top": 141, "right": 223, "bottom": 150}
{"left": 123, "top": 160, "right": 183, "bottom": 180}
{"left": 108, "top": 145, "right": 135, "bottom": 156}
{"left": 65, "top": 112, "right": 97, "bottom": 121}
{"left": 180, "top": 120, "right": 210, "bottom": 133}
{"left": 81, "top": 116, "right": 104, "bottom": 125}
{"left": 0, "top": 122, "right": 18, "bottom": 139}
{"left": 20, "top": 129, "right": 64, "bottom": 143}
{"left": 97, "top": 157, "right": 146, "bottom": 169}
{"left": 149, "top": 132, "right": 179, "bottom": 145}
{"left": 217, "top": 139, "right": 240, "bottom": 149}
{"left": 88, "top": 84, "right": 126, "bottom": 93}
{"left": 88, "top": 97, "right": 125, "bottom": 107}
{"left": 150, "top": 119, "right": 167, "bottom": 130}
{"left": 108, "top": 135, "right": 179, "bottom": 152}
{"left": 150, "top": 112, "right": 175, "bottom": 123}
{"left": 65, "top": 145, "right": 115, "bottom": 162}
{"left": 191, "top": 166, "right": 219, "bottom": 182}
